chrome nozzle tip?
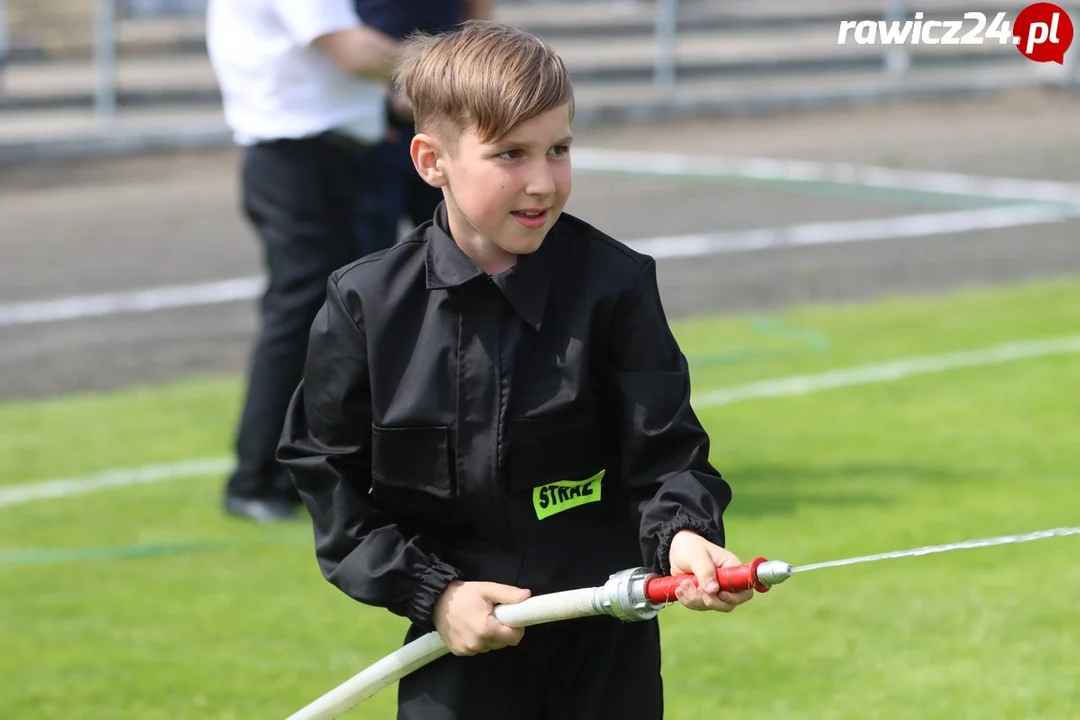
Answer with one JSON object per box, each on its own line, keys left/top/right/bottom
{"left": 756, "top": 560, "right": 794, "bottom": 587}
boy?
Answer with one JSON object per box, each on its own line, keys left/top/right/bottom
{"left": 277, "top": 21, "right": 754, "bottom": 720}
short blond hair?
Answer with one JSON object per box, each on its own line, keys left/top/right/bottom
{"left": 394, "top": 20, "right": 575, "bottom": 148}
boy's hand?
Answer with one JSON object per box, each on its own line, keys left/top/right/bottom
{"left": 432, "top": 580, "right": 531, "bottom": 656}
{"left": 667, "top": 530, "right": 755, "bottom": 613}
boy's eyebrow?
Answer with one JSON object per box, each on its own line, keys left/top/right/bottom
{"left": 491, "top": 134, "right": 574, "bottom": 150}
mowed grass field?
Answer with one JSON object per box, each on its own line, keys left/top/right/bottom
{"left": 2, "top": 276, "right": 1079, "bottom": 719}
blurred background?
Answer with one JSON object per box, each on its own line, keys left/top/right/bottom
{"left": 0, "top": 0, "right": 1078, "bottom": 157}
{"left": 2, "top": 2, "right": 1080, "bottom": 719}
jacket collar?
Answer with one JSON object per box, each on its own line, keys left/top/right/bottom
{"left": 425, "top": 203, "right": 553, "bottom": 331}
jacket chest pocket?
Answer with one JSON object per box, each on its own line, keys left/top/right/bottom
{"left": 370, "top": 424, "right": 453, "bottom": 517}
{"left": 507, "top": 414, "right": 609, "bottom": 521}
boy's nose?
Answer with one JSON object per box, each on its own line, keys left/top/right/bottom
{"left": 525, "top": 161, "right": 557, "bottom": 197}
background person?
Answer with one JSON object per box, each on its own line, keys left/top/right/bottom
{"left": 354, "top": 0, "right": 496, "bottom": 257}
{"left": 207, "top": 0, "right": 401, "bottom": 523}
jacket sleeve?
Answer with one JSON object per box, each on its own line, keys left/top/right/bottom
{"left": 604, "top": 259, "right": 733, "bottom": 576}
{"left": 276, "top": 274, "right": 462, "bottom": 631}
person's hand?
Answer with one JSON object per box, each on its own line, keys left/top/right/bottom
{"left": 667, "top": 530, "right": 755, "bottom": 612}
{"left": 432, "top": 580, "right": 531, "bottom": 656}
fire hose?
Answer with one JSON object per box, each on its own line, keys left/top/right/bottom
{"left": 285, "top": 557, "right": 794, "bottom": 720}
{"left": 285, "top": 525, "right": 1080, "bottom": 719}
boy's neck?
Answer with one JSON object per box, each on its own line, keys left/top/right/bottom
{"left": 460, "top": 242, "right": 517, "bottom": 277}
{"left": 446, "top": 214, "right": 519, "bottom": 276}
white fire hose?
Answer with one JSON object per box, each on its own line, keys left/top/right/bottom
{"left": 286, "top": 559, "right": 794, "bottom": 720}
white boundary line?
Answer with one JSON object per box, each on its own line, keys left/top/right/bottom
{"left": 4, "top": 333, "right": 1079, "bottom": 509}
{"left": 0, "top": 277, "right": 266, "bottom": 328}
{"left": 693, "top": 334, "right": 1080, "bottom": 407}
{"left": 0, "top": 204, "right": 1070, "bottom": 328}
{"left": 572, "top": 148, "right": 1080, "bottom": 205}
{"left": 0, "top": 459, "right": 233, "bottom": 509}
{"left": 627, "top": 203, "right": 1070, "bottom": 259}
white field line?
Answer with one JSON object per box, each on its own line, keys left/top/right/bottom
{"left": 0, "top": 276, "right": 266, "bottom": 328}
{"left": 693, "top": 334, "right": 1080, "bottom": 407}
{"left": 572, "top": 148, "right": 1080, "bottom": 205}
{"left": 4, "top": 334, "right": 1079, "bottom": 509}
{"left": 626, "top": 203, "right": 1070, "bottom": 259}
{"left": 0, "top": 204, "right": 1069, "bottom": 329}
{"left": 0, "top": 458, "right": 233, "bottom": 509}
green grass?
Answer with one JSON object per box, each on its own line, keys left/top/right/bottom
{"left": 2, "top": 277, "right": 1080, "bottom": 719}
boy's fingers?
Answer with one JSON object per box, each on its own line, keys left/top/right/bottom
{"left": 719, "top": 589, "right": 754, "bottom": 606}
{"left": 497, "top": 625, "right": 526, "bottom": 647}
{"left": 713, "top": 549, "right": 745, "bottom": 568}
{"left": 675, "top": 580, "right": 707, "bottom": 611}
{"left": 698, "top": 592, "right": 736, "bottom": 612}
{"left": 484, "top": 617, "right": 525, "bottom": 649}
{"left": 477, "top": 582, "right": 531, "bottom": 605}
{"left": 689, "top": 557, "right": 721, "bottom": 595}
{"left": 676, "top": 580, "right": 746, "bottom": 613}
{"left": 681, "top": 588, "right": 735, "bottom": 613}
{"left": 711, "top": 600, "right": 737, "bottom": 613}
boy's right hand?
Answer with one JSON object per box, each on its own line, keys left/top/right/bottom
{"left": 432, "top": 580, "right": 531, "bottom": 656}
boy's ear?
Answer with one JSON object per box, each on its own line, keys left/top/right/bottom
{"left": 411, "top": 133, "right": 448, "bottom": 188}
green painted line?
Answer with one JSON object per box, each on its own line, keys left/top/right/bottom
{"left": 687, "top": 317, "right": 830, "bottom": 367}
{"left": 749, "top": 317, "right": 830, "bottom": 351}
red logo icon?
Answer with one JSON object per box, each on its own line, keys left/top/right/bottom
{"left": 1014, "top": 2, "right": 1074, "bottom": 63}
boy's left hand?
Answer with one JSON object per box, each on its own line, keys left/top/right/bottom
{"left": 667, "top": 530, "right": 755, "bottom": 613}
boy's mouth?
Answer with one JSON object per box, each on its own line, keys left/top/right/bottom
{"left": 511, "top": 208, "right": 549, "bottom": 228}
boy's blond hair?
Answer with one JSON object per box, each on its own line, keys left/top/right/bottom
{"left": 394, "top": 21, "right": 575, "bottom": 149}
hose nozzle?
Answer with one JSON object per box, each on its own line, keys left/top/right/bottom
{"left": 755, "top": 559, "right": 794, "bottom": 588}
{"left": 642, "top": 556, "right": 795, "bottom": 604}
{"left": 593, "top": 557, "right": 795, "bottom": 622}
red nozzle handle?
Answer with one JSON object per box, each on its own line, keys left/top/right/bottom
{"left": 643, "top": 556, "right": 770, "bottom": 604}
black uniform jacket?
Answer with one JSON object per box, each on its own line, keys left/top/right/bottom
{"left": 277, "top": 206, "right": 733, "bottom": 633}
{"left": 353, "top": 0, "right": 462, "bottom": 40}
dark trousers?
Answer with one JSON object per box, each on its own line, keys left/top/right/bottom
{"left": 356, "top": 123, "right": 444, "bottom": 256}
{"left": 226, "top": 134, "right": 371, "bottom": 501}
{"left": 397, "top": 616, "right": 664, "bottom": 720}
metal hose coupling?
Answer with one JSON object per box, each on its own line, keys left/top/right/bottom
{"left": 592, "top": 567, "right": 665, "bottom": 622}
{"left": 592, "top": 558, "right": 796, "bottom": 622}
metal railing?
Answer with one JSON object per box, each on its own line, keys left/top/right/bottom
{"left": 95, "top": 0, "right": 117, "bottom": 118}
{"left": 0, "top": 0, "right": 1076, "bottom": 132}
{"left": 0, "top": 0, "right": 705, "bottom": 119}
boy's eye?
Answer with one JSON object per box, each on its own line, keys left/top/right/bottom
{"left": 497, "top": 149, "right": 523, "bottom": 160}
{"left": 548, "top": 145, "right": 570, "bottom": 157}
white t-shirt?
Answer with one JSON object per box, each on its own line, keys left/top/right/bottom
{"left": 207, "top": 0, "right": 385, "bottom": 145}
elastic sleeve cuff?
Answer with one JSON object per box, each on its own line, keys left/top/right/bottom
{"left": 655, "top": 514, "right": 724, "bottom": 576}
{"left": 406, "top": 561, "right": 464, "bottom": 632}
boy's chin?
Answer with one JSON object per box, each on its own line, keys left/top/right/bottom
{"left": 503, "top": 237, "right": 547, "bottom": 256}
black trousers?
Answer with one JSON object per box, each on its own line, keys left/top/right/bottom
{"left": 226, "top": 133, "right": 371, "bottom": 501}
{"left": 397, "top": 616, "right": 664, "bottom": 720}
{"left": 356, "top": 121, "right": 444, "bottom": 257}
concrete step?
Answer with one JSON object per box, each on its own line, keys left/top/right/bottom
{"left": 6, "top": 0, "right": 1079, "bottom": 59}
{"left": 0, "top": 62, "right": 1066, "bottom": 163}
{"left": 513, "top": 0, "right": 1080, "bottom": 39}
{"left": 0, "top": 24, "right": 1042, "bottom": 112}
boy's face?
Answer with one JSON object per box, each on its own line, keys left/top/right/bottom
{"left": 417, "top": 103, "right": 573, "bottom": 275}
